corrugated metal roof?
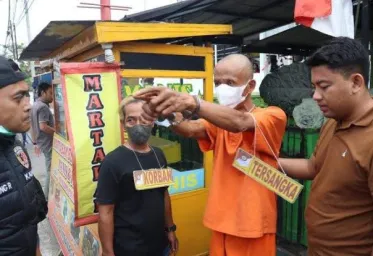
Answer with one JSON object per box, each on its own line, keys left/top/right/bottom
{"left": 20, "top": 0, "right": 371, "bottom": 61}
{"left": 243, "top": 25, "right": 334, "bottom": 55}
{"left": 123, "top": 0, "right": 373, "bottom": 56}
{"left": 122, "top": 0, "right": 295, "bottom": 41}
{"left": 20, "top": 20, "right": 233, "bottom": 60}
{"left": 20, "top": 21, "right": 96, "bottom": 60}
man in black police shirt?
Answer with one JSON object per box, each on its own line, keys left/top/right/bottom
{"left": 96, "top": 97, "right": 178, "bottom": 256}
{"left": 0, "top": 56, "right": 47, "bottom": 255}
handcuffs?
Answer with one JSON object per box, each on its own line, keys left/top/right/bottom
{"left": 164, "top": 95, "right": 201, "bottom": 126}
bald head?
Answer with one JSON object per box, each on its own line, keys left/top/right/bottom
{"left": 214, "top": 54, "right": 254, "bottom": 87}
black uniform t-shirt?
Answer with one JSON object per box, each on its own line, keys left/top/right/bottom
{"left": 95, "top": 146, "right": 168, "bottom": 256}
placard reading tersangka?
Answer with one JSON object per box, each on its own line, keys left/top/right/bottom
{"left": 133, "top": 168, "right": 174, "bottom": 190}
{"left": 233, "top": 148, "right": 303, "bottom": 204}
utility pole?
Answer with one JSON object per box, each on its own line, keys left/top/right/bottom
{"left": 7, "top": 0, "right": 16, "bottom": 58}
{"left": 9, "top": 21, "right": 16, "bottom": 58}
{"left": 100, "top": 0, "right": 111, "bottom": 20}
{"left": 78, "top": 1, "right": 130, "bottom": 20}
{"left": 13, "top": 23, "right": 18, "bottom": 59}
{"left": 24, "top": 0, "right": 35, "bottom": 78}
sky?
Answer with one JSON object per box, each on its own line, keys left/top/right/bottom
{"left": 0, "top": 0, "right": 177, "bottom": 49}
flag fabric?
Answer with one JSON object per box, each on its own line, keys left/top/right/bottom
{"left": 294, "top": 0, "right": 354, "bottom": 38}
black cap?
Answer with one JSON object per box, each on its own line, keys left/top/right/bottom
{"left": 0, "top": 55, "right": 28, "bottom": 89}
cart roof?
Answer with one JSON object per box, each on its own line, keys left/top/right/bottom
{"left": 20, "top": 20, "right": 232, "bottom": 61}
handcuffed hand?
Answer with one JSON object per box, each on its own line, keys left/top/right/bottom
{"left": 133, "top": 87, "right": 196, "bottom": 122}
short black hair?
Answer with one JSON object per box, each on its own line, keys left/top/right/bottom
{"left": 37, "top": 82, "right": 52, "bottom": 97}
{"left": 306, "top": 37, "right": 370, "bottom": 85}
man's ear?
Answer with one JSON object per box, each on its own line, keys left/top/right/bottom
{"left": 351, "top": 73, "right": 365, "bottom": 94}
{"left": 243, "top": 79, "right": 256, "bottom": 97}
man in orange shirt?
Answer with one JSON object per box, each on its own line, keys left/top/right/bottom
{"left": 134, "top": 54, "right": 287, "bottom": 256}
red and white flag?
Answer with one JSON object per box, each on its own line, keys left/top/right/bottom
{"left": 294, "top": 0, "right": 354, "bottom": 38}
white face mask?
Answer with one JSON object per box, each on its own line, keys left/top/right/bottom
{"left": 215, "top": 81, "right": 249, "bottom": 108}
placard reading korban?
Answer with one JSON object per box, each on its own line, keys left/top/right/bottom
{"left": 133, "top": 168, "right": 174, "bottom": 190}
{"left": 233, "top": 148, "right": 303, "bottom": 204}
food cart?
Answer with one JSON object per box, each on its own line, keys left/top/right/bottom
{"left": 21, "top": 21, "right": 232, "bottom": 256}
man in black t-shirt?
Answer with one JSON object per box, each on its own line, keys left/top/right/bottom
{"left": 96, "top": 97, "right": 178, "bottom": 256}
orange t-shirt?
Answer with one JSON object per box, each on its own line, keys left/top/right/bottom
{"left": 198, "top": 106, "right": 287, "bottom": 238}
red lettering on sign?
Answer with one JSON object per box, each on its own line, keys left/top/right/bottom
{"left": 58, "top": 159, "right": 73, "bottom": 186}
{"left": 91, "top": 147, "right": 106, "bottom": 165}
{"left": 87, "top": 111, "right": 105, "bottom": 128}
{"left": 54, "top": 138, "right": 73, "bottom": 164}
{"left": 92, "top": 165, "right": 100, "bottom": 181}
{"left": 83, "top": 75, "right": 102, "bottom": 92}
{"left": 86, "top": 93, "right": 104, "bottom": 110}
{"left": 83, "top": 75, "right": 107, "bottom": 215}
{"left": 90, "top": 130, "right": 104, "bottom": 147}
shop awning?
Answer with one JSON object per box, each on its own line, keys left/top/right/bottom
{"left": 20, "top": 21, "right": 95, "bottom": 61}
{"left": 20, "top": 21, "right": 232, "bottom": 61}
{"left": 242, "top": 24, "right": 334, "bottom": 56}
{"left": 122, "top": 0, "right": 373, "bottom": 56}
{"left": 121, "top": 0, "right": 295, "bottom": 43}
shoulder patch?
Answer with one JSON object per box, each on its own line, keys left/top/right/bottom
{"left": 14, "top": 146, "right": 30, "bottom": 169}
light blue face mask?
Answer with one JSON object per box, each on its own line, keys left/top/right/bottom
{"left": 0, "top": 126, "right": 15, "bottom": 136}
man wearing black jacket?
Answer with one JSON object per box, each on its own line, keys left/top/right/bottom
{"left": 0, "top": 56, "right": 47, "bottom": 256}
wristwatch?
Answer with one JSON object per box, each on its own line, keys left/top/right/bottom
{"left": 165, "top": 224, "right": 177, "bottom": 232}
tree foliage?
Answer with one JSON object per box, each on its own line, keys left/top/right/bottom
{"left": 2, "top": 43, "right": 32, "bottom": 90}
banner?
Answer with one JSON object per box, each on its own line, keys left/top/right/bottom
{"left": 49, "top": 135, "right": 102, "bottom": 256}
{"left": 60, "top": 62, "right": 122, "bottom": 226}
